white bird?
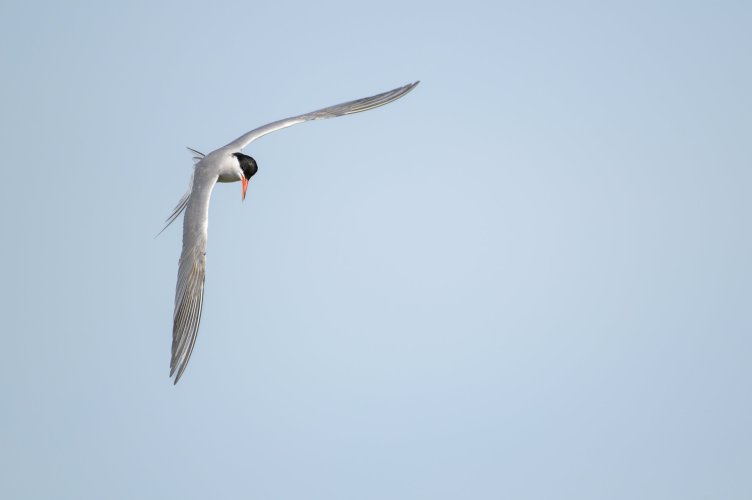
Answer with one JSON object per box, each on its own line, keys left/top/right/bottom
{"left": 161, "top": 81, "right": 419, "bottom": 384}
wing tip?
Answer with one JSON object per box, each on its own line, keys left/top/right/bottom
{"left": 403, "top": 80, "right": 420, "bottom": 92}
{"left": 170, "top": 365, "right": 184, "bottom": 385}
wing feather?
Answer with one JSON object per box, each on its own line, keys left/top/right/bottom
{"left": 169, "top": 169, "right": 216, "bottom": 384}
{"left": 221, "top": 81, "right": 419, "bottom": 152}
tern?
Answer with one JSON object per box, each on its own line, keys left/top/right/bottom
{"left": 161, "top": 81, "right": 419, "bottom": 384}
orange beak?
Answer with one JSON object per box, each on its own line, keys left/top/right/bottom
{"left": 241, "top": 176, "right": 248, "bottom": 201}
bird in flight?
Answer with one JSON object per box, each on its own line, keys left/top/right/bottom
{"left": 160, "top": 81, "right": 419, "bottom": 384}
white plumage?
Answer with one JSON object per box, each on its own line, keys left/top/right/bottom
{"left": 162, "top": 82, "right": 419, "bottom": 383}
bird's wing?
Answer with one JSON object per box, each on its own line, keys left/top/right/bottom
{"left": 170, "top": 167, "right": 217, "bottom": 384}
{"left": 221, "top": 81, "right": 419, "bottom": 152}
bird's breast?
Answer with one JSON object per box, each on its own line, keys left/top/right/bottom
{"left": 217, "top": 171, "right": 241, "bottom": 183}
{"left": 203, "top": 151, "right": 241, "bottom": 183}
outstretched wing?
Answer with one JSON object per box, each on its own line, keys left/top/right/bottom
{"left": 170, "top": 167, "right": 217, "bottom": 384}
{"left": 221, "top": 81, "right": 419, "bottom": 152}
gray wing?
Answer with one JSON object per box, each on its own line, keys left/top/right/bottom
{"left": 170, "top": 168, "right": 217, "bottom": 384}
{"left": 221, "top": 81, "right": 419, "bottom": 152}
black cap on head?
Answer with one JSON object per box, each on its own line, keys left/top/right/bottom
{"left": 233, "top": 152, "right": 258, "bottom": 180}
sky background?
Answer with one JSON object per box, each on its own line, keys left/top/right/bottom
{"left": 1, "top": 1, "right": 751, "bottom": 499}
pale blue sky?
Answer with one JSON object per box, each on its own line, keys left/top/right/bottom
{"left": 1, "top": 1, "right": 751, "bottom": 499}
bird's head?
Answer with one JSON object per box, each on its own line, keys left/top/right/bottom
{"left": 233, "top": 152, "right": 258, "bottom": 201}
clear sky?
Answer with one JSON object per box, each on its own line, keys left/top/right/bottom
{"left": 1, "top": 1, "right": 750, "bottom": 499}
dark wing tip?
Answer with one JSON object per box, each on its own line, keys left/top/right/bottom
{"left": 170, "top": 361, "right": 186, "bottom": 385}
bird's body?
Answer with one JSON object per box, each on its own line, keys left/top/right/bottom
{"left": 162, "top": 81, "right": 419, "bottom": 384}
